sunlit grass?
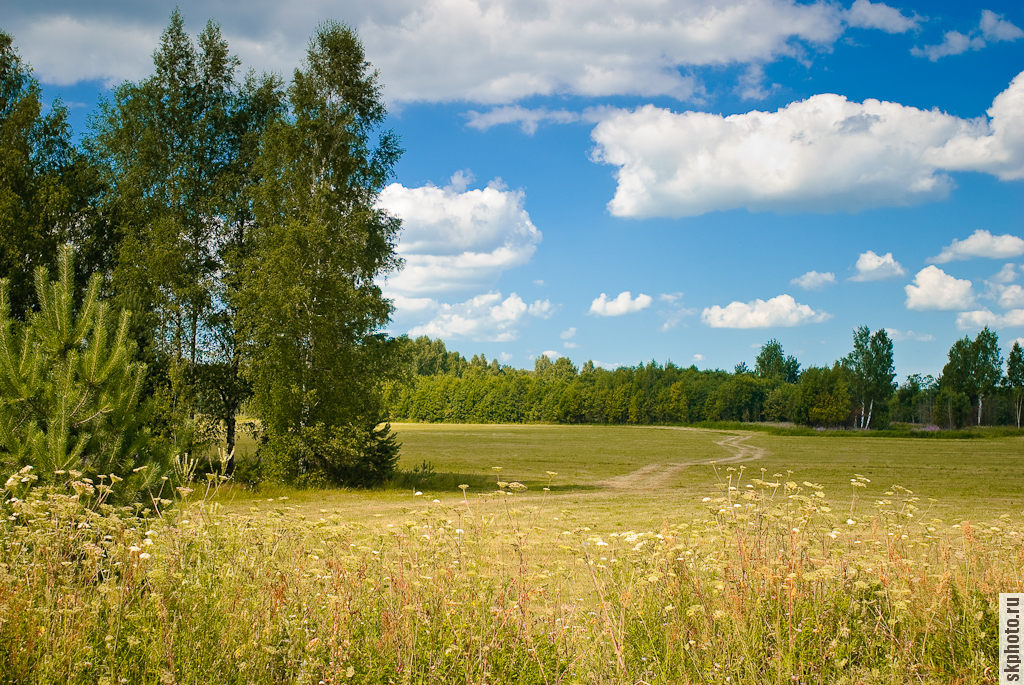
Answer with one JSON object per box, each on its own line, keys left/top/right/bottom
{"left": 3, "top": 425, "right": 1020, "bottom": 683}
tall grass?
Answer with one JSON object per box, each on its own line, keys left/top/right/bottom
{"left": 1, "top": 465, "right": 1015, "bottom": 683}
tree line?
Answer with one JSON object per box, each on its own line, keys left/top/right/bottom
{"left": 387, "top": 329, "right": 1024, "bottom": 430}
{"left": 0, "top": 13, "right": 402, "bottom": 493}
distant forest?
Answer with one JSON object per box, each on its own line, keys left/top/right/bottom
{"left": 386, "top": 329, "right": 1024, "bottom": 430}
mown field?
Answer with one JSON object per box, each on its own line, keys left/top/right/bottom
{"left": 3, "top": 424, "right": 1023, "bottom": 683}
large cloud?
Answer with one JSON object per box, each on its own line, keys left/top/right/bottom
{"left": 591, "top": 70, "right": 1024, "bottom": 218}
{"left": 378, "top": 174, "right": 541, "bottom": 296}
{"left": 7, "top": 1, "right": 855, "bottom": 103}
{"left": 701, "top": 294, "right": 830, "bottom": 328}
{"left": 904, "top": 266, "right": 975, "bottom": 311}
{"left": 407, "top": 292, "right": 552, "bottom": 342}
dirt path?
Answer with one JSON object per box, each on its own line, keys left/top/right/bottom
{"left": 595, "top": 431, "right": 768, "bottom": 491}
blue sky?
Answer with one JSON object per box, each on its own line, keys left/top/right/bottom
{"left": 7, "top": 0, "right": 1024, "bottom": 378}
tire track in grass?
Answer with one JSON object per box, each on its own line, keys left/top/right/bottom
{"left": 596, "top": 431, "right": 767, "bottom": 491}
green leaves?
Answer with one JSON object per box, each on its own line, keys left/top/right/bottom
{"left": 238, "top": 23, "right": 401, "bottom": 486}
{"left": 6, "top": 16, "right": 403, "bottom": 487}
{"left": 0, "top": 32, "right": 101, "bottom": 318}
{"left": 755, "top": 339, "right": 800, "bottom": 384}
{"left": 843, "top": 326, "right": 895, "bottom": 429}
{"left": 0, "top": 245, "right": 168, "bottom": 500}
{"left": 941, "top": 327, "right": 1003, "bottom": 425}
{"left": 1008, "top": 342, "right": 1024, "bottom": 428}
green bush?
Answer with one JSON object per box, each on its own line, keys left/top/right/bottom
{"left": 259, "top": 421, "right": 399, "bottom": 487}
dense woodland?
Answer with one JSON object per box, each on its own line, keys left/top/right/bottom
{"left": 387, "top": 331, "right": 1024, "bottom": 430}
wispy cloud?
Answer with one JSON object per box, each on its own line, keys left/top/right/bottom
{"left": 884, "top": 328, "right": 935, "bottom": 342}
{"left": 913, "top": 9, "right": 1023, "bottom": 61}
{"left": 845, "top": 0, "right": 920, "bottom": 33}
{"left": 791, "top": 270, "right": 837, "bottom": 290}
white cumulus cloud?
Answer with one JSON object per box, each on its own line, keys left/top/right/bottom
{"left": 379, "top": 174, "right": 541, "bottom": 296}
{"left": 845, "top": 0, "right": 919, "bottom": 33}
{"left": 791, "top": 270, "right": 837, "bottom": 290}
{"left": 560, "top": 327, "right": 577, "bottom": 340}
{"left": 407, "top": 292, "right": 551, "bottom": 342}
{"left": 929, "top": 229, "right": 1024, "bottom": 263}
{"left": 589, "top": 291, "right": 653, "bottom": 316}
{"left": 591, "top": 70, "right": 1024, "bottom": 218}
{"left": 981, "top": 264, "right": 1024, "bottom": 308}
{"left": 905, "top": 266, "right": 975, "bottom": 311}
{"left": 701, "top": 294, "right": 830, "bottom": 328}
{"left": 850, "top": 251, "right": 905, "bottom": 281}
{"left": 990, "top": 263, "right": 1019, "bottom": 284}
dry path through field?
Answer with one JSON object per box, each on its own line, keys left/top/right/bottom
{"left": 596, "top": 430, "right": 767, "bottom": 491}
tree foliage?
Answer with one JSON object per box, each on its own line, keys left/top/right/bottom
{"left": 238, "top": 22, "right": 402, "bottom": 486}
{"left": 844, "top": 326, "right": 895, "bottom": 429}
{"left": 0, "top": 246, "right": 168, "bottom": 499}
{"left": 1007, "top": 341, "right": 1023, "bottom": 428}
{"left": 389, "top": 335, "right": 1024, "bottom": 430}
{"left": 89, "top": 12, "right": 283, "bottom": 460}
{"left": 941, "top": 327, "right": 1003, "bottom": 426}
{"left": 754, "top": 339, "right": 800, "bottom": 384}
{"left": 4, "top": 15, "right": 405, "bottom": 488}
{"left": 0, "top": 32, "right": 102, "bottom": 318}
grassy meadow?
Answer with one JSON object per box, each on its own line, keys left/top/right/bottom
{"left": 3, "top": 424, "right": 1023, "bottom": 683}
